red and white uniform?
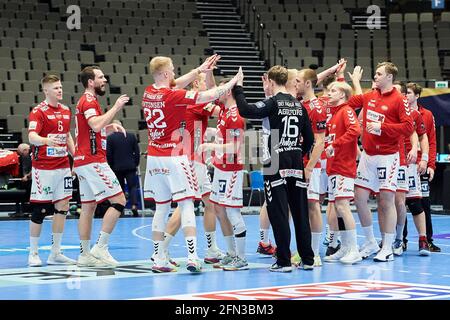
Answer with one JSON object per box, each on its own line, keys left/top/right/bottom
{"left": 348, "top": 88, "right": 414, "bottom": 193}
{"left": 28, "top": 101, "right": 72, "bottom": 203}
{"left": 142, "top": 85, "right": 199, "bottom": 203}
{"left": 405, "top": 109, "right": 427, "bottom": 199}
{"left": 417, "top": 104, "right": 436, "bottom": 197}
{"left": 210, "top": 105, "right": 245, "bottom": 208}
{"left": 302, "top": 97, "right": 327, "bottom": 201}
{"left": 318, "top": 95, "right": 336, "bottom": 194}
{"left": 73, "top": 92, "right": 123, "bottom": 203}
{"left": 326, "top": 103, "right": 360, "bottom": 201}
{"left": 185, "top": 102, "right": 218, "bottom": 199}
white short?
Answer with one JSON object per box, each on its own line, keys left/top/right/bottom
{"left": 143, "top": 155, "right": 196, "bottom": 203}
{"left": 420, "top": 175, "right": 430, "bottom": 198}
{"left": 328, "top": 175, "right": 355, "bottom": 202}
{"left": 307, "top": 168, "right": 323, "bottom": 201}
{"left": 406, "top": 164, "right": 422, "bottom": 199}
{"left": 192, "top": 161, "right": 212, "bottom": 200}
{"left": 319, "top": 168, "right": 328, "bottom": 195}
{"left": 30, "top": 168, "right": 72, "bottom": 203}
{"left": 209, "top": 167, "right": 243, "bottom": 208}
{"left": 74, "top": 162, "right": 123, "bottom": 203}
{"left": 355, "top": 151, "right": 399, "bottom": 193}
{"left": 396, "top": 165, "right": 408, "bottom": 193}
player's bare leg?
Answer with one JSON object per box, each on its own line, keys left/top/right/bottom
{"left": 309, "top": 200, "right": 323, "bottom": 266}
{"left": 393, "top": 192, "right": 407, "bottom": 255}
{"left": 326, "top": 202, "right": 341, "bottom": 256}
{"left": 355, "top": 187, "right": 379, "bottom": 258}
{"left": 374, "top": 191, "right": 396, "bottom": 262}
{"left": 257, "top": 201, "right": 276, "bottom": 256}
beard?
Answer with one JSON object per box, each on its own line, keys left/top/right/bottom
{"left": 170, "top": 79, "right": 176, "bottom": 88}
{"left": 95, "top": 84, "right": 106, "bottom": 96}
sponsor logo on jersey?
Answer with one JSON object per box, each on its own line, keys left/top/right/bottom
{"left": 47, "top": 115, "right": 56, "bottom": 119}
{"left": 84, "top": 108, "right": 97, "bottom": 119}
{"left": 185, "top": 91, "right": 196, "bottom": 100}
{"left": 46, "top": 147, "right": 68, "bottom": 157}
{"left": 29, "top": 121, "right": 37, "bottom": 130}
{"left": 377, "top": 167, "right": 387, "bottom": 179}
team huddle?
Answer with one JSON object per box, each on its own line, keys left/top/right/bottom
{"left": 26, "top": 53, "right": 439, "bottom": 273}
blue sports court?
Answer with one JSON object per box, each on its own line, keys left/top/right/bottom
{"left": 1, "top": 212, "right": 449, "bottom": 300}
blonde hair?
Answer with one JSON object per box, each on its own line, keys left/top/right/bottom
{"left": 149, "top": 56, "right": 172, "bottom": 75}
{"left": 287, "top": 68, "right": 297, "bottom": 82}
{"left": 298, "top": 68, "right": 318, "bottom": 88}
{"left": 376, "top": 62, "right": 398, "bottom": 81}
{"left": 328, "top": 81, "right": 353, "bottom": 100}
{"left": 41, "top": 74, "right": 60, "bottom": 87}
{"left": 267, "top": 65, "right": 288, "bottom": 86}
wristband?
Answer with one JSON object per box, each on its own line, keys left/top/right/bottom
{"left": 421, "top": 153, "right": 429, "bottom": 162}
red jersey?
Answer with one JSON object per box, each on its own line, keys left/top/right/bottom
{"left": 185, "top": 102, "right": 217, "bottom": 163}
{"left": 326, "top": 103, "right": 360, "bottom": 178}
{"left": 405, "top": 108, "right": 426, "bottom": 155}
{"left": 74, "top": 92, "right": 106, "bottom": 167}
{"left": 142, "top": 85, "right": 198, "bottom": 157}
{"left": 212, "top": 105, "right": 245, "bottom": 171}
{"left": 28, "top": 101, "right": 71, "bottom": 170}
{"left": 318, "top": 95, "right": 336, "bottom": 161}
{"left": 418, "top": 105, "right": 437, "bottom": 170}
{"left": 302, "top": 97, "right": 327, "bottom": 168}
{"left": 348, "top": 87, "right": 414, "bottom": 156}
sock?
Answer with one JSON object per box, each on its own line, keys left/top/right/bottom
{"left": 153, "top": 240, "right": 164, "bottom": 261}
{"left": 260, "top": 229, "right": 269, "bottom": 244}
{"left": 224, "top": 235, "right": 236, "bottom": 256}
{"left": 235, "top": 235, "right": 246, "bottom": 259}
{"left": 362, "top": 225, "right": 376, "bottom": 243}
{"left": 162, "top": 233, "right": 174, "bottom": 255}
{"left": 185, "top": 236, "right": 198, "bottom": 260}
{"left": 330, "top": 231, "right": 340, "bottom": 248}
{"left": 419, "top": 235, "right": 427, "bottom": 240}
{"left": 205, "top": 231, "right": 218, "bottom": 251}
{"left": 311, "top": 232, "right": 321, "bottom": 256}
{"left": 96, "top": 231, "right": 110, "bottom": 247}
{"left": 51, "top": 233, "right": 62, "bottom": 254}
{"left": 80, "top": 240, "right": 90, "bottom": 255}
{"left": 383, "top": 233, "right": 395, "bottom": 251}
{"left": 30, "top": 236, "right": 39, "bottom": 254}
{"left": 347, "top": 229, "right": 358, "bottom": 250}
{"left": 340, "top": 230, "right": 349, "bottom": 249}
{"left": 396, "top": 224, "right": 404, "bottom": 240}
{"left": 381, "top": 232, "right": 386, "bottom": 244}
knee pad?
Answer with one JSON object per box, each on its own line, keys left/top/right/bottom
{"left": 179, "top": 200, "right": 196, "bottom": 229}
{"left": 31, "top": 203, "right": 54, "bottom": 224}
{"left": 406, "top": 198, "right": 423, "bottom": 216}
{"left": 54, "top": 209, "right": 68, "bottom": 216}
{"left": 152, "top": 202, "right": 171, "bottom": 233}
{"left": 110, "top": 203, "right": 125, "bottom": 214}
{"left": 226, "top": 207, "right": 246, "bottom": 235}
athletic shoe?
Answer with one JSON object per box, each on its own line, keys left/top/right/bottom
{"left": 428, "top": 241, "right": 441, "bottom": 252}
{"left": 340, "top": 249, "right": 362, "bottom": 265}
{"left": 213, "top": 253, "right": 235, "bottom": 269}
{"left": 222, "top": 257, "right": 249, "bottom": 271}
{"left": 132, "top": 208, "right": 139, "bottom": 217}
{"left": 269, "top": 262, "right": 292, "bottom": 273}
{"left": 256, "top": 241, "right": 276, "bottom": 256}
{"left": 186, "top": 259, "right": 202, "bottom": 273}
{"left": 290, "top": 251, "right": 301, "bottom": 266}
{"left": 90, "top": 244, "right": 118, "bottom": 267}
{"left": 323, "top": 226, "right": 331, "bottom": 246}
{"left": 28, "top": 252, "right": 42, "bottom": 267}
{"left": 152, "top": 261, "right": 177, "bottom": 273}
{"left": 392, "top": 239, "right": 404, "bottom": 256}
{"left": 325, "top": 243, "right": 341, "bottom": 257}
{"left": 313, "top": 255, "right": 322, "bottom": 267}
{"left": 77, "top": 253, "right": 110, "bottom": 267}
{"left": 47, "top": 252, "right": 77, "bottom": 265}
{"left": 359, "top": 241, "right": 380, "bottom": 259}
{"left": 373, "top": 248, "right": 394, "bottom": 262}
{"left": 298, "top": 262, "right": 314, "bottom": 270}
{"left": 204, "top": 249, "right": 226, "bottom": 264}
{"left": 402, "top": 241, "right": 408, "bottom": 252}
{"left": 150, "top": 254, "right": 180, "bottom": 267}
{"left": 324, "top": 247, "right": 348, "bottom": 263}
{"left": 419, "top": 238, "right": 430, "bottom": 256}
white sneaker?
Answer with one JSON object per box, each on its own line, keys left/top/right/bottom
{"left": 77, "top": 253, "right": 110, "bottom": 267}
{"left": 340, "top": 249, "right": 362, "bottom": 265}
{"left": 28, "top": 252, "right": 42, "bottom": 267}
{"left": 324, "top": 247, "right": 348, "bottom": 262}
{"left": 392, "top": 239, "right": 404, "bottom": 256}
{"left": 90, "top": 244, "right": 118, "bottom": 267}
{"left": 313, "top": 255, "right": 322, "bottom": 267}
{"left": 47, "top": 252, "right": 77, "bottom": 265}
{"left": 204, "top": 249, "right": 226, "bottom": 264}
{"left": 373, "top": 248, "right": 394, "bottom": 262}
{"left": 359, "top": 241, "right": 380, "bottom": 259}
